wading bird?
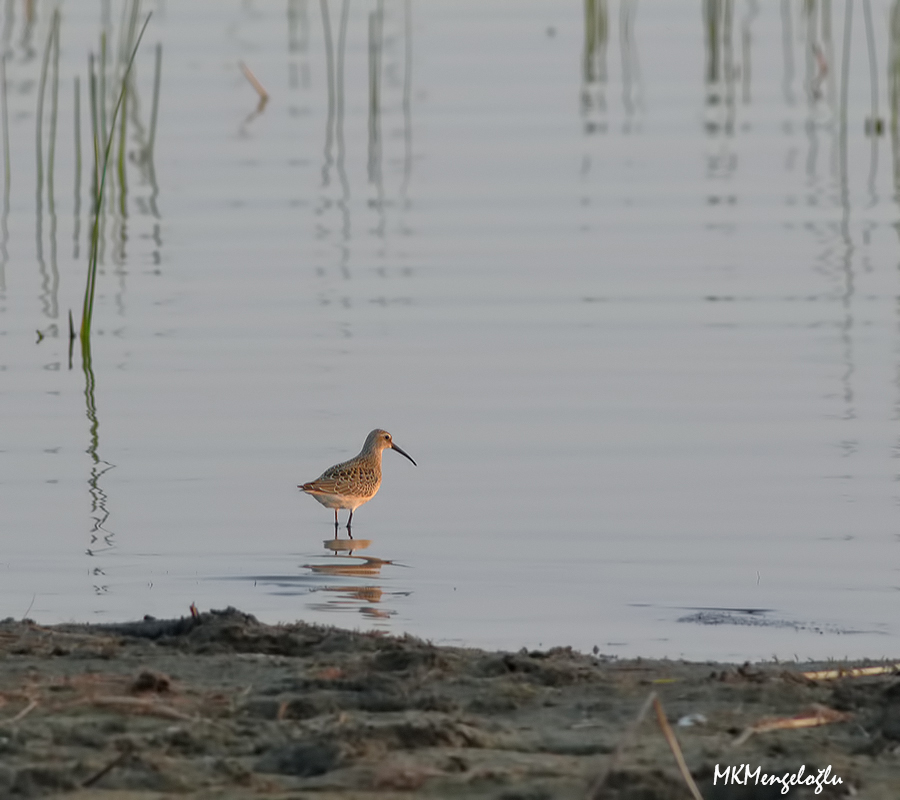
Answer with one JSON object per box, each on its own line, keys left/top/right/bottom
{"left": 299, "top": 429, "right": 416, "bottom": 537}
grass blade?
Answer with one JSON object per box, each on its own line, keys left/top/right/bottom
{"left": 80, "top": 12, "right": 152, "bottom": 346}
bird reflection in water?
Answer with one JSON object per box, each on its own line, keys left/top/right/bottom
{"left": 302, "top": 537, "right": 406, "bottom": 620}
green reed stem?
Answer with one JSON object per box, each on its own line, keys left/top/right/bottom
{"left": 80, "top": 12, "right": 152, "bottom": 346}
{"left": 83, "top": 58, "right": 100, "bottom": 333}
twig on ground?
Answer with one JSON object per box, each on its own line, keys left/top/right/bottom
{"left": 81, "top": 742, "right": 134, "bottom": 788}
{"left": 733, "top": 704, "right": 852, "bottom": 747}
{"left": 10, "top": 698, "right": 39, "bottom": 723}
{"left": 587, "top": 692, "right": 704, "bottom": 800}
{"left": 652, "top": 696, "right": 704, "bottom": 800}
{"left": 800, "top": 663, "right": 900, "bottom": 681}
{"left": 72, "top": 694, "right": 195, "bottom": 721}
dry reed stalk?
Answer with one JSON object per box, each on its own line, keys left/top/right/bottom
{"left": 652, "top": 696, "right": 704, "bottom": 800}
{"left": 239, "top": 60, "right": 269, "bottom": 101}
{"left": 801, "top": 663, "right": 900, "bottom": 681}
{"left": 733, "top": 704, "right": 852, "bottom": 747}
{"left": 587, "top": 692, "right": 704, "bottom": 800}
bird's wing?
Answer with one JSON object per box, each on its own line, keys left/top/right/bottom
{"left": 302, "top": 460, "right": 374, "bottom": 495}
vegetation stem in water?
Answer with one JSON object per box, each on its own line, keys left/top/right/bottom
{"left": 80, "top": 12, "right": 152, "bottom": 347}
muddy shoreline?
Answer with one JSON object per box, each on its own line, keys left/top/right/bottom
{"left": 0, "top": 608, "right": 897, "bottom": 798}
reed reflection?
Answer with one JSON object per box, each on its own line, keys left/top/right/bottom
{"left": 581, "top": 0, "right": 608, "bottom": 135}
{"left": 579, "top": 0, "right": 642, "bottom": 193}
{"left": 801, "top": 1, "right": 834, "bottom": 105}
{"left": 739, "top": 1, "right": 758, "bottom": 104}
{"left": 35, "top": 10, "right": 60, "bottom": 321}
{"left": 73, "top": 76, "right": 82, "bottom": 259}
{"left": 618, "top": 0, "right": 641, "bottom": 126}
{"left": 701, "top": 0, "right": 740, "bottom": 216}
{"left": 335, "top": 0, "right": 350, "bottom": 222}
{"left": 317, "top": 0, "right": 351, "bottom": 277}
{"left": 144, "top": 42, "right": 162, "bottom": 219}
{"left": 1, "top": 0, "right": 11, "bottom": 57}
{"left": 126, "top": 39, "right": 163, "bottom": 262}
{"left": 400, "top": 0, "right": 412, "bottom": 204}
{"left": 320, "top": 0, "right": 336, "bottom": 184}
{"left": 837, "top": 0, "right": 852, "bottom": 242}
{"left": 81, "top": 341, "right": 116, "bottom": 563}
{"left": 289, "top": 0, "right": 310, "bottom": 56}
{"left": 891, "top": 1, "right": 900, "bottom": 195}
{"left": 367, "top": 1, "right": 385, "bottom": 238}
{"left": 111, "top": 1, "right": 146, "bottom": 309}
{"left": 18, "top": 0, "right": 34, "bottom": 61}
{"left": 313, "top": 0, "right": 415, "bottom": 302}
{"left": 779, "top": 1, "right": 859, "bottom": 423}
{"left": 861, "top": 0, "right": 881, "bottom": 199}
{"left": 0, "top": 54, "right": 9, "bottom": 291}
{"left": 798, "top": 3, "right": 833, "bottom": 183}
{"left": 702, "top": 0, "right": 736, "bottom": 138}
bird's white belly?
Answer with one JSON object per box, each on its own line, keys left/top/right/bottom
{"left": 306, "top": 491, "right": 373, "bottom": 511}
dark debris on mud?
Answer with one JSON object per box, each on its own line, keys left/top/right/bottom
{"left": 0, "top": 607, "right": 897, "bottom": 798}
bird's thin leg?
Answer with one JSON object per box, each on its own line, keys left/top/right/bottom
{"left": 334, "top": 509, "right": 339, "bottom": 538}
{"left": 347, "top": 509, "right": 354, "bottom": 539}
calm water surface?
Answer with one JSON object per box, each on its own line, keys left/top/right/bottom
{"left": 3, "top": 0, "right": 900, "bottom": 661}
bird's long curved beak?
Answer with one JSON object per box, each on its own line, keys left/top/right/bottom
{"left": 391, "top": 443, "right": 417, "bottom": 466}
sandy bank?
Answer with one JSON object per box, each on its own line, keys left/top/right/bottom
{"left": 0, "top": 608, "right": 897, "bottom": 798}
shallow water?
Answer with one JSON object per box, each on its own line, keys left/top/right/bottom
{"left": 3, "top": 0, "right": 900, "bottom": 661}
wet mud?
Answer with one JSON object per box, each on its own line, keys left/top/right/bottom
{"left": 0, "top": 608, "right": 898, "bottom": 798}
